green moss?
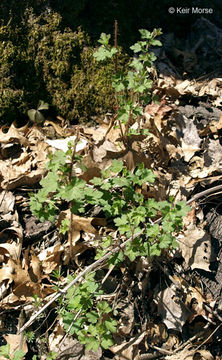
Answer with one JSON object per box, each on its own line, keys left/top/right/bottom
{"left": 0, "top": 8, "right": 129, "bottom": 125}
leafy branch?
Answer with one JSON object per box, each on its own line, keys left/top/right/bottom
{"left": 93, "top": 28, "right": 162, "bottom": 138}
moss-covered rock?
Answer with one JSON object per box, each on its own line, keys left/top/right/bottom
{"left": 0, "top": 8, "right": 128, "bottom": 124}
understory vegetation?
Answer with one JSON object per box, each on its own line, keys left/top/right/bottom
{"left": 2, "top": 4, "right": 221, "bottom": 359}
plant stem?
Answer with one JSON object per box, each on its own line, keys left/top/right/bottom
{"left": 68, "top": 129, "right": 80, "bottom": 262}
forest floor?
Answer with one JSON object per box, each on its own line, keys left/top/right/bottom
{"left": 0, "top": 16, "right": 222, "bottom": 360}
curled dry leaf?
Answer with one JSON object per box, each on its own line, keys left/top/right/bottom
{"left": 157, "top": 286, "right": 191, "bottom": 331}
{"left": 0, "top": 242, "right": 21, "bottom": 261}
{"left": 0, "top": 191, "right": 15, "bottom": 214}
{"left": 204, "top": 138, "right": 222, "bottom": 169}
{"left": 84, "top": 125, "right": 108, "bottom": 143}
{"left": 57, "top": 210, "right": 106, "bottom": 234}
{"left": 178, "top": 225, "right": 213, "bottom": 271}
{"left": 185, "top": 286, "right": 206, "bottom": 322}
{"left": 38, "top": 243, "right": 64, "bottom": 274}
{"left": 0, "top": 122, "right": 29, "bottom": 147}
{"left": 0, "top": 161, "right": 45, "bottom": 190}
{"left": 118, "top": 303, "right": 135, "bottom": 336}
{"left": 93, "top": 139, "right": 119, "bottom": 163}
{"left": 176, "top": 114, "right": 202, "bottom": 162}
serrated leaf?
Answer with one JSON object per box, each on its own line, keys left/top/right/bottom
{"left": 90, "top": 177, "right": 103, "bottom": 186}
{"left": 149, "top": 243, "right": 161, "bottom": 256}
{"left": 84, "top": 187, "right": 103, "bottom": 203}
{"left": 135, "top": 167, "right": 156, "bottom": 184}
{"left": 98, "top": 32, "right": 110, "bottom": 45}
{"left": 59, "top": 178, "right": 86, "bottom": 201}
{"left": 150, "top": 39, "right": 162, "bottom": 46}
{"left": 13, "top": 349, "right": 25, "bottom": 360}
{"left": 162, "top": 220, "right": 175, "bottom": 233}
{"left": 101, "top": 335, "right": 114, "bottom": 349}
{"left": 108, "top": 251, "right": 124, "bottom": 267}
{"left": 117, "top": 108, "right": 130, "bottom": 124}
{"left": 159, "top": 233, "right": 173, "bottom": 249}
{"left": 98, "top": 301, "right": 112, "bottom": 313}
{"left": 59, "top": 218, "right": 70, "bottom": 234}
{"left": 130, "top": 43, "right": 142, "bottom": 53}
{"left": 93, "top": 46, "right": 117, "bottom": 61}
{"left": 139, "top": 29, "right": 151, "bottom": 39}
{"left": 175, "top": 201, "right": 190, "bottom": 217}
{"left": 0, "top": 343, "right": 10, "bottom": 357}
{"left": 109, "top": 160, "right": 124, "bottom": 174}
{"left": 146, "top": 223, "right": 160, "bottom": 237}
{"left": 86, "top": 311, "right": 99, "bottom": 324}
{"left": 101, "top": 181, "right": 112, "bottom": 190}
{"left": 104, "top": 319, "right": 117, "bottom": 333}
{"left": 112, "top": 78, "right": 126, "bottom": 92}
{"left": 84, "top": 337, "right": 100, "bottom": 352}
{"left": 40, "top": 171, "right": 59, "bottom": 192}
{"left": 130, "top": 58, "right": 143, "bottom": 71}
{"left": 47, "top": 150, "right": 67, "bottom": 171}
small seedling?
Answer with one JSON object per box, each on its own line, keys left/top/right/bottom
{"left": 27, "top": 100, "right": 49, "bottom": 123}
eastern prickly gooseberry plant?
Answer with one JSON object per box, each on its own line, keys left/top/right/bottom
{"left": 58, "top": 272, "right": 117, "bottom": 351}
{"left": 93, "top": 28, "right": 162, "bottom": 137}
{"left": 29, "top": 141, "right": 190, "bottom": 350}
{"left": 28, "top": 29, "right": 189, "bottom": 352}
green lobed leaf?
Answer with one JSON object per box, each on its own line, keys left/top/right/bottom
{"left": 101, "top": 335, "right": 114, "bottom": 349}
{"left": 130, "top": 43, "right": 142, "bottom": 53}
{"left": 0, "top": 343, "right": 10, "bottom": 357}
{"left": 104, "top": 319, "right": 118, "bottom": 333}
{"left": 108, "top": 159, "right": 124, "bottom": 174}
{"left": 47, "top": 150, "right": 67, "bottom": 171}
{"left": 98, "top": 301, "right": 112, "bottom": 314}
{"left": 107, "top": 251, "right": 124, "bottom": 267}
{"left": 90, "top": 177, "right": 103, "bottom": 186}
{"left": 146, "top": 223, "right": 160, "bottom": 238}
{"left": 150, "top": 39, "right": 162, "bottom": 46}
{"left": 59, "top": 177, "right": 86, "bottom": 201}
{"left": 13, "top": 349, "right": 26, "bottom": 360}
{"left": 149, "top": 243, "right": 161, "bottom": 256}
{"left": 139, "top": 29, "right": 152, "bottom": 39}
{"left": 40, "top": 171, "right": 59, "bottom": 193}
{"left": 175, "top": 201, "right": 190, "bottom": 217}
{"left": 84, "top": 337, "right": 100, "bottom": 352}
{"left": 97, "top": 33, "right": 111, "bottom": 45}
{"left": 86, "top": 311, "right": 99, "bottom": 324}
{"left": 93, "top": 46, "right": 117, "bottom": 61}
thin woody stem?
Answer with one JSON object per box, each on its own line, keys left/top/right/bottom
{"left": 68, "top": 129, "right": 80, "bottom": 261}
